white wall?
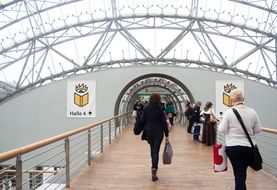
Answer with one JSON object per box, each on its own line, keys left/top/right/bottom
{"left": 1, "top": 66, "right": 276, "bottom": 152}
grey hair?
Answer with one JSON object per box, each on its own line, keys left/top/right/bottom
{"left": 230, "top": 89, "right": 244, "bottom": 103}
{"left": 195, "top": 101, "right": 202, "bottom": 107}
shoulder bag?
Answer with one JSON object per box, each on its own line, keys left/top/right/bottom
{"left": 210, "top": 113, "right": 217, "bottom": 124}
{"left": 232, "top": 108, "right": 263, "bottom": 171}
{"left": 133, "top": 118, "right": 144, "bottom": 135}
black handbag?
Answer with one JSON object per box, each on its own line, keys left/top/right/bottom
{"left": 133, "top": 118, "right": 144, "bottom": 135}
{"left": 141, "top": 130, "right": 146, "bottom": 140}
{"left": 134, "top": 119, "right": 147, "bottom": 141}
{"left": 232, "top": 108, "right": 263, "bottom": 171}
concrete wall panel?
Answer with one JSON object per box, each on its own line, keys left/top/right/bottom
{"left": 1, "top": 66, "right": 276, "bottom": 152}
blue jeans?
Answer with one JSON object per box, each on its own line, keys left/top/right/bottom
{"left": 193, "top": 124, "right": 201, "bottom": 140}
{"left": 226, "top": 146, "right": 252, "bottom": 190}
{"left": 145, "top": 130, "right": 164, "bottom": 170}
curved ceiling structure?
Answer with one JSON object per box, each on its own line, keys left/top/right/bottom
{"left": 0, "top": 0, "right": 276, "bottom": 103}
{"left": 114, "top": 73, "right": 193, "bottom": 115}
{"left": 118, "top": 76, "right": 189, "bottom": 114}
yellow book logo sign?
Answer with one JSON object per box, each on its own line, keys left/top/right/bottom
{"left": 74, "top": 83, "right": 89, "bottom": 107}
{"left": 223, "top": 83, "right": 236, "bottom": 107}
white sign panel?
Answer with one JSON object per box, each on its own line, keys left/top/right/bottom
{"left": 215, "top": 80, "right": 244, "bottom": 116}
{"left": 67, "top": 81, "right": 96, "bottom": 118}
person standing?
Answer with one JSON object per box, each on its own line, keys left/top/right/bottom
{"left": 200, "top": 102, "right": 218, "bottom": 146}
{"left": 185, "top": 101, "right": 194, "bottom": 134}
{"left": 192, "top": 101, "right": 202, "bottom": 142}
{"left": 133, "top": 100, "right": 144, "bottom": 120}
{"left": 218, "top": 89, "right": 262, "bottom": 190}
{"left": 141, "top": 93, "right": 169, "bottom": 181}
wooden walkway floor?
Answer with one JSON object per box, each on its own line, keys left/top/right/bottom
{"left": 68, "top": 123, "right": 277, "bottom": 190}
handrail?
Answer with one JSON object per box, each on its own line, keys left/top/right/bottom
{"left": 216, "top": 125, "right": 277, "bottom": 177}
{"left": 0, "top": 113, "right": 126, "bottom": 162}
{"left": 262, "top": 127, "right": 277, "bottom": 134}
{"left": 1, "top": 169, "right": 56, "bottom": 174}
{"left": 181, "top": 112, "right": 277, "bottom": 135}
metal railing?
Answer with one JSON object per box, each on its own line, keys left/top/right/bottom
{"left": 217, "top": 127, "right": 277, "bottom": 177}
{"left": 0, "top": 113, "right": 131, "bottom": 190}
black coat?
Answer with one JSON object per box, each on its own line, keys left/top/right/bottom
{"left": 141, "top": 106, "right": 169, "bottom": 137}
{"left": 192, "top": 106, "right": 201, "bottom": 123}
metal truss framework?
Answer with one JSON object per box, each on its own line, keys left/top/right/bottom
{"left": 119, "top": 76, "right": 189, "bottom": 114}
{"left": 0, "top": 0, "right": 277, "bottom": 103}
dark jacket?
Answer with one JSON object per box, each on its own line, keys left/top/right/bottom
{"left": 185, "top": 106, "right": 193, "bottom": 121}
{"left": 141, "top": 106, "right": 169, "bottom": 137}
{"left": 133, "top": 103, "right": 144, "bottom": 112}
{"left": 192, "top": 106, "right": 201, "bottom": 123}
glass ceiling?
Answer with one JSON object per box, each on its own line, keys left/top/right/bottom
{"left": 0, "top": 0, "right": 276, "bottom": 103}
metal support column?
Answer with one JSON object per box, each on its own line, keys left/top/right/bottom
{"left": 109, "top": 121, "right": 111, "bottom": 144}
{"left": 65, "top": 138, "right": 70, "bottom": 188}
{"left": 119, "top": 118, "right": 122, "bottom": 134}
{"left": 16, "top": 154, "right": 22, "bottom": 190}
{"left": 88, "top": 129, "right": 91, "bottom": 165}
{"left": 114, "top": 120, "right": 117, "bottom": 139}
{"left": 101, "top": 124, "right": 103, "bottom": 153}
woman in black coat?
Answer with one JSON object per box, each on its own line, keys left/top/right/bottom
{"left": 141, "top": 93, "right": 169, "bottom": 181}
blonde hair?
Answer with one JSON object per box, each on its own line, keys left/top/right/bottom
{"left": 230, "top": 89, "right": 244, "bottom": 103}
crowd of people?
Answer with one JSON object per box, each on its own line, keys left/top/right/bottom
{"left": 183, "top": 91, "right": 262, "bottom": 190}
{"left": 185, "top": 100, "right": 219, "bottom": 145}
{"left": 133, "top": 99, "right": 176, "bottom": 126}
{"left": 132, "top": 90, "right": 262, "bottom": 190}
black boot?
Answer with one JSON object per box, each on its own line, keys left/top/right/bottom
{"left": 151, "top": 169, "right": 158, "bottom": 181}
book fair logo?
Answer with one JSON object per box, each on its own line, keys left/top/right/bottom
{"left": 223, "top": 83, "right": 237, "bottom": 107}
{"left": 74, "top": 83, "right": 89, "bottom": 107}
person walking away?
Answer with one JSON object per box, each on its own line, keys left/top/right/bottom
{"left": 192, "top": 101, "right": 202, "bottom": 142}
{"left": 141, "top": 93, "right": 169, "bottom": 181}
{"left": 166, "top": 101, "right": 175, "bottom": 125}
{"left": 185, "top": 101, "right": 194, "bottom": 134}
{"left": 218, "top": 89, "right": 262, "bottom": 190}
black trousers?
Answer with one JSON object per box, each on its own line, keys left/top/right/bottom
{"left": 146, "top": 130, "right": 164, "bottom": 170}
{"left": 187, "top": 119, "right": 194, "bottom": 133}
{"left": 226, "top": 146, "right": 253, "bottom": 190}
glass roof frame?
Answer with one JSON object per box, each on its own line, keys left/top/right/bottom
{"left": 0, "top": 0, "right": 276, "bottom": 103}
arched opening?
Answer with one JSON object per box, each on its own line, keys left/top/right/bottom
{"left": 114, "top": 73, "right": 194, "bottom": 116}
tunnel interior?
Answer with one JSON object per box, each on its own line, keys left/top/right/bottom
{"left": 114, "top": 73, "right": 195, "bottom": 115}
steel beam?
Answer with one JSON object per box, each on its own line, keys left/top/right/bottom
{"left": 2, "top": 14, "right": 276, "bottom": 55}
{"left": 230, "top": 38, "right": 274, "bottom": 67}
{"left": 228, "top": 0, "right": 277, "bottom": 15}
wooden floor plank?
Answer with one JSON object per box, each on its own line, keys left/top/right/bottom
{"left": 68, "top": 123, "right": 277, "bottom": 190}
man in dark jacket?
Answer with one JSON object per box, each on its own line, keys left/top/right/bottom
{"left": 192, "top": 101, "right": 202, "bottom": 142}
